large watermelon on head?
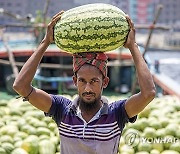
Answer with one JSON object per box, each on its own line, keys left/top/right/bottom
{"left": 54, "top": 3, "right": 130, "bottom": 53}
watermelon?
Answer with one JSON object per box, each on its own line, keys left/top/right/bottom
{"left": 11, "top": 148, "right": 28, "bottom": 154}
{"left": 54, "top": 3, "right": 129, "bottom": 53}
{"left": 36, "top": 127, "right": 51, "bottom": 136}
{"left": 21, "top": 135, "right": 39, "bottom": 154}
{"left": 161, "top": 150, "right": 179, "bottom": 154}
{"left": 0, "top": 147, "right": 6, "bottom": 154}
{"left": 1, "top": 142, "right": 14, "bottom": 154}
{"left": 39, "top": 140, "right": 56, "bottom": 154}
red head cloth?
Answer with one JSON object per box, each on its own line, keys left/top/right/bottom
{"left": 73, "top": 52, "right": 108, "bottom": 77}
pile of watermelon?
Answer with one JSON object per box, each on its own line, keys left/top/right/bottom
{"left": 0, "top": 95, "right": 179, "bottom": 154}
{"left": 119, "top": 96, "right": 180, "bottom": 154}
{"left": 0, "top": 98, "right": 60, "bottom": 154}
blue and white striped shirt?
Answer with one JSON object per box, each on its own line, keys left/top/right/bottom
{"left": 45, "top": 95, "right": 137, "bottom": 154}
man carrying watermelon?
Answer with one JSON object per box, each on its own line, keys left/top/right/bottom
{"left": 13, "top": 10, "right": 156, "bottom": 154}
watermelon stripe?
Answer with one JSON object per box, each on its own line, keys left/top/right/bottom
{"left": 56, "top": 37, "right": 126, "bottom": 53}
{"left": 55, "top": 30, "right": 129, "bottom": 41}
{"left": 55, "top": 23, "right": 126, "bottom": 33}
{"left": 55, "top": 17, "right": 127, "bottom": 29}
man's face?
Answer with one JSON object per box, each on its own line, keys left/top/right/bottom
{"left": 73, "top": 64, "right": 109, "bottom": 105}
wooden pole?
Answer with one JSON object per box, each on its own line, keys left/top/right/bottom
{"left": 135, "top": 24, "right": 169, "bottom": 30}
{"left": 2, "top": 40, "right": 19, "bottom": 78}
{"left": 0, "top": 23, "right": 170, "bottom": 30}
{"left": 43, "top": 0, "right": 50, "bottom": 25}
{"left": 131, "top": 4, "right": 163, "bottom": 94}
{"left": 143, "top": 5, "right": 163, "bottom": 57}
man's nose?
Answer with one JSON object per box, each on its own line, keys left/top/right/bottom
{"left": 85, "top": 83, "right": 92, "bottom": 92}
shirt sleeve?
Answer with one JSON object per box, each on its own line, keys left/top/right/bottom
{"left": 44, "top": 94, "right": 72, "bottom": 125}
{"left": 114, "top": 99, "right": 137, "bottom": 130}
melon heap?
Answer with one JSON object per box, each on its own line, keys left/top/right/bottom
{"left": 54, "top": 3, "right": 130, "bottom": 53}
{"left": 0, "top": 95, "right": 179, "bottom": 153}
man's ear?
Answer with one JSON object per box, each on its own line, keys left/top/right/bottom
{"left": 103, "top": 76, "right": 109, "bottom": 88}
{"left": 73, "top": 75, "right": 77, "bottom": 86}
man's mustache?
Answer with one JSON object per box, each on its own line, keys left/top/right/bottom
{"left": 82, "top": 92, "right": 95, "bottom": 96}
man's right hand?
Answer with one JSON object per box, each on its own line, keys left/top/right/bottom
{"left": 124, "top": 16, "right": 137, "bottom": 50}
{"left": 43, "top": 11, "right": 64, "bottom": 45}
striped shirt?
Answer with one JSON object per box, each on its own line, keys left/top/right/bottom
{"left": 45, "top": 95, "right": 137, "bottom": 154}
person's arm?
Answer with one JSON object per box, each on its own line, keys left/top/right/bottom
{"left": 123, "top": 16, "right": 156, "bottom": 118}
{"left": 13, "top": 11, "right": 64, "bottom": 113}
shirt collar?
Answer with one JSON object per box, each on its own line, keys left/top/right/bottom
{"left": 70, "top": 96, "right": 109, "bottom": 116}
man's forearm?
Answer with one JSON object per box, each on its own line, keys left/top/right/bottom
{"left": 129, "top": 44, "right": 156, "bottom": 98}
{"left": 13, "top": 39, "right": 50, "bottom": 96}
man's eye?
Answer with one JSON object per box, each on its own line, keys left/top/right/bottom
{"left": 91, "top": 79, "right": 98, "bottom": 83}
{"left": 78, "top": 79, "right": 84, "bottom": 82}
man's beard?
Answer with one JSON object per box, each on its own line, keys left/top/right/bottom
{"left": 78, "top": 92, "right": 101, "bottom": 112}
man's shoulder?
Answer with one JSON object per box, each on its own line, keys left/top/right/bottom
{"left": 108, "top": 99, "right": 127, "bottom": 107}
{"left": 51, "top": 94, "right": 72, "bottom": 101}
{"left": 50, "top": 94, "right": 73, "bottom": 107}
